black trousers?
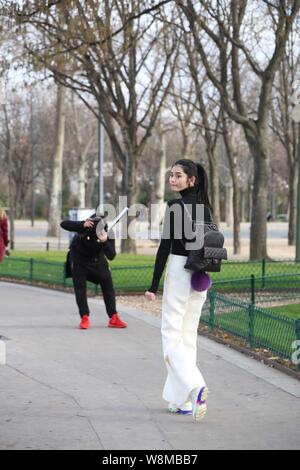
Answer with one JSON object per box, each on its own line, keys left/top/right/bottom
{"left": 71, "top": 258, "right": 116, "bottom": 318}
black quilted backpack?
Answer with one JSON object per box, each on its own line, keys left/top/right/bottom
{"left": 181, "top": 202, "right": 228, "bottom": 273}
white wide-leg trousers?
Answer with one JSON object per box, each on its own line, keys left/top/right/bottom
{"left": 161, "top": 254, "right": 207, "bottom": 406}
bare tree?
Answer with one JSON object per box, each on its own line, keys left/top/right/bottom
{"left": 270, "top": 19, "right": 300, "bottom": 245}
{"left": 178, "top": 0, "right": 300, "bottom": 259}
{"left": 15, "top": 0, "right": 176, "bottom": 250}
{"left": 17, "top": 0, "right": 178, "bottom": 252}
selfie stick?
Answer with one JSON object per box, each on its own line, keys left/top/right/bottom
{"left": 106, "top": 206, "right": 129, "bottom": 232}
{"left": 96, "top": 207, "right": 141, "bottom": 238}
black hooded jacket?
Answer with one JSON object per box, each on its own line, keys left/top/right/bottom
{"left": 60, "top": 218, "right": 116, "bottom": 264}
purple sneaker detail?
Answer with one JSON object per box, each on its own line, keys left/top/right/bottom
{"left": 197, "top": 386, "right": 209, "bottom": 404}
{"left": 177, "top": 408, "right": 192, "bottom": 415}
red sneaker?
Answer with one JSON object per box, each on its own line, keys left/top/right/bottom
{"left": 79, "top": 315, "right": 90, "bottom": 329}
{"left": 108, "top": 313, "right": 127, "bottom": 328}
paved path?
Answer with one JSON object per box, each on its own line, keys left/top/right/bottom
{"left": 0, "top": 282, "right": 299, "bottom": 450}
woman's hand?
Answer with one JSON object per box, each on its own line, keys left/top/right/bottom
{"left": 145, "top": 291, "right": 156, "bottom": 301}
{"left": 83, "top": 219, "right": 94, "bottom": 229}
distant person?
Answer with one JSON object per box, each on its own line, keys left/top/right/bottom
{"left": 61, "top": 213, "right": 127, "bottom": 330}
{"left": 266, "top": 211, "right": 272, "bottom": 222}
{"left": 0, "top": 208, "right": 9, "bottom": 262}
{"left": 145, "top": 159, "right": 212, "bottom": 423}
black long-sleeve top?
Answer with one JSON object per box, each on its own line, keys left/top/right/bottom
{"left": 60, "top": 219, "right": 116, "bottom": 263}
{"left": 148, "top": 187, "right": 212, "bottom": 293}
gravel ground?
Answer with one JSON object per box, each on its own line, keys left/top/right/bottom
{"left": 117, "top": 294, "right": 163, "bottom": 318}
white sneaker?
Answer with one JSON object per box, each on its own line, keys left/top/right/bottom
{"left": 191, "top": 386, "right": 209, "bottom": 422}
{"left": 168, "top": 401, "right": 193, "bottom": 415}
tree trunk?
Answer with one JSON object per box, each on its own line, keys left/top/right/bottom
{"left": 181, "top": 128, "right": 192, "bottom": 160}
{"left": 271, "top": 170, "right": 277, "bottom": 221}
{"left": 77, "top": 135, "right": 94, "bottom": 208}
{"left": 248, "top": 182, "right": 252, "bottom": 223}
{"left": 154, "top": 130, "right": 166, "bottom": 228}
{"left": 85, "top": 175, "right": 97, "bottom": 208}
{"left": 240, "top": 189, "right": 245, "bottom": 222}
{"left": 120, "top": 157, "right": 138, "bottom": 254}
{"left": 248, "top": 139, "right": 269, "bottom": 259}
{"left": 47, "top": 84, "right": 66, "bottom": 236}
{"left": 78, "top": 160, "right": 86, "bottom": 208}
{"left": 7, "top": 145, "right": 15, "bottom": 250}
{"left": 224, "top": 177, "right": 241, "bottom": 254}
{"left": 232, "top": 176, "right": 241, "bottom": 254}
{"left": 222, "top": 120, "right": 241, "bottom": 254}
{"left": 208, "top": 150, "right": 220, "bottom": 225}
{"left": 225, "top": 184, "right": 233, "bottom": 227}
{"left": 14, "top": 182, "right": 21, "bottom": 219}
{"left": 288, "top": 160, "right": 297, "bottom": 245}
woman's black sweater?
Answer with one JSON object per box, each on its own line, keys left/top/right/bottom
{"left": 148, "top": 187, "right": 212, "bottom": 294}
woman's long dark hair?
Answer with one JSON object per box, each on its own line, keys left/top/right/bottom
{"left": 172, "top": 159, "right": 213, "bottom": 215}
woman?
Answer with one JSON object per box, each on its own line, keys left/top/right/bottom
{"left": 0, "top": 208, "right": 9, "bottom": 263}
{"left": 145, "top": 159, "right": 213, "bottom": 422}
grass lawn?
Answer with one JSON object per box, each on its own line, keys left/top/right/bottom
{"left": 266, "top": 304, "right": 300, "bottom": 320}
{"left": 201, "top": 301, "right": 298, "bottom": 358}
{"left": 9, "top": 250, "right": 155, "bottom": 266}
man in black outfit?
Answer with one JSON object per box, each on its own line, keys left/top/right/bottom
{"left": 61, "top": 214, "right": 127, "bottom": 329}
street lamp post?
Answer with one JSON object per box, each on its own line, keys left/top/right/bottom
{"left": 296, "top": 124, "right": 300, "bottom": 262}
{"left": 98, "top": 119, "right": 104, "bottom": 210}
{"left": 291, "top": 104, "right": 300, "bottom": 262}
{"left": 30, "top": 94, "right": 35, "bottom": 227}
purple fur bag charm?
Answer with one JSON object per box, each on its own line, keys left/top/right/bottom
{"left": 191, "top": 271, "right": 212, "bottom": 292}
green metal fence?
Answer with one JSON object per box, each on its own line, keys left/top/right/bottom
{"left": 0, "top": 256, "right": 300, "bottom": 293}
{"left": 0, "top": 257, "right": 155, "bottom": 292}
{"left": 211, "top": 272, "right": 300, "bottom": 306}
{"left": 201, "top": 292, "right": 300, "bottom": 366}
{"left": 221, "top": 258, "right": 300, "bottom": 279}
